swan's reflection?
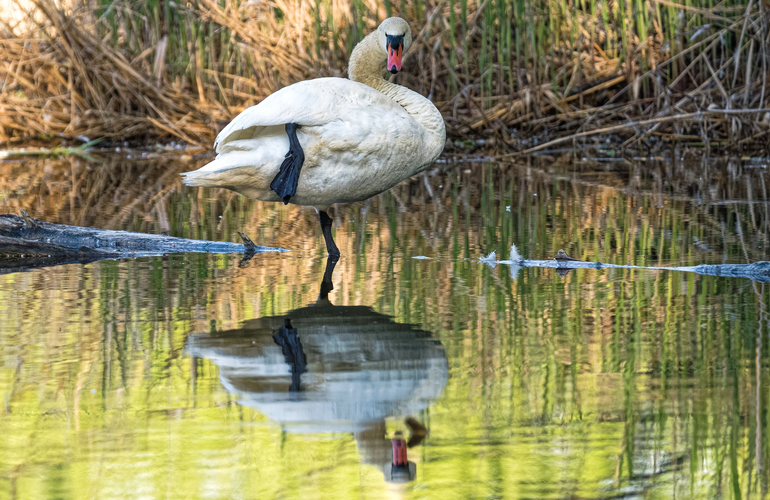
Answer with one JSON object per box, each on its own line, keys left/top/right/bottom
{"left": 187, "top": 257, "right": 448, "bottom": 482}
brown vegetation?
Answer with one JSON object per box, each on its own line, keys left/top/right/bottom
{"left": 1, "top": 0, "right": 769, "bottom": 152}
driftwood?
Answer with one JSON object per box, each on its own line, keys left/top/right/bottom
{"left": 478, "top": 247, "right": 770, "bottom": 283}
{"left": 0, "top": 211, "right": 287, "bottom": 273}
{"left": 4, "top": 212, "right": 768, "bottom": 283}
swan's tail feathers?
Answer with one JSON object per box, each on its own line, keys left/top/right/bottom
{"left": 181, "top": 171, "right": 215, "bottom": 188}
{"left": 270, "top": 123, "right": 305, "bottom": 204}
{"left": 181, "top": 162, "right": 228, "bottom": 188}
{"left": 180, "top": 153, "right": 254, "bottom": 188}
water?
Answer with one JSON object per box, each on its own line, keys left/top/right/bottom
{"left": 1, "top": 151, "right": 770, "bottom": 499}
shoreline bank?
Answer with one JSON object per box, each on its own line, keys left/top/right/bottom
{"left": 2, "top": 0, "right": 768, "bottom": 152}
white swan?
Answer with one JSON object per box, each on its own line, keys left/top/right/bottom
{"left": 181, "top": 17, "right": 446, "bottom": 256}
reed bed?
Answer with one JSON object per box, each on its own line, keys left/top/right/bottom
{"left": 1, "top": 0, "right": 769, "bottom": 151}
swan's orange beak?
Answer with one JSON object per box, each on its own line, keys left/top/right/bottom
{"left": 387, "top": 44, "right": 402, "bottom": 74}
{"left": 386, "top": 34, "right": 404, "bottom": 74}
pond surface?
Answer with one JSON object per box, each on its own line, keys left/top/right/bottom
{"left": 1, "top": 151, "right": 770, "bottom": 499}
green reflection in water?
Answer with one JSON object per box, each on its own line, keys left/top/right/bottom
{"left": 0, "top": 153, "right": 769, "bottom": 499}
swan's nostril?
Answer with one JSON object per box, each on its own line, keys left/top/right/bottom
{"left": 390, "top": 66, "right": 399, "bottom": 74}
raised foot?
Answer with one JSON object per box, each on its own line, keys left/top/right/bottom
{"left": 270, "top": 123, "right": 305, "bottom": 204}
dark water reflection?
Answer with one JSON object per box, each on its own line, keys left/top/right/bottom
{"left": 1, "top": 152, "right": 770, "bottom": 498}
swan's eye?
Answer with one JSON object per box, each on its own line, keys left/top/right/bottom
{"left": 386, "top": 34, "right": 404, "bottom": 74}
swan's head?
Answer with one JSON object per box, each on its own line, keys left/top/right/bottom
{"left": 376, "top": 17, "right": 412, "bottom": 74}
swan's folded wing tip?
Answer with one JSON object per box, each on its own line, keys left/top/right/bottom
{"left": 180, "top": 170, "right": 204, "bottom": 187}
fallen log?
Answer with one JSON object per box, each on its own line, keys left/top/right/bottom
{"left": 0, "top": 211, "right": 287, "bottom": 273}
{"left": 477, "top": 247, "right": 770, "bottom": 283}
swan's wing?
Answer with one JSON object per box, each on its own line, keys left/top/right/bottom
{"left": 214, "top": 78, "right": 402, "bottom": 153}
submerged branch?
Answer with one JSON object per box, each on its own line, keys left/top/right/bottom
{"left": 477, "top": 247, "right": 770, "bottom": 283}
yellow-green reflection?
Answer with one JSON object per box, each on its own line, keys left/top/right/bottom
{"left": 0, "top": 153, "right": 769, "bottom": 499}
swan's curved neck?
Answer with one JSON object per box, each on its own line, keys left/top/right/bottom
{"left": 348, "top": 35, "right": 390, "bottom": 91}
{"left": 348, "top": 33, "right": 445, "bottom": 165}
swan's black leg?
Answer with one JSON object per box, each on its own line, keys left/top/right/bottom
{"left": 319, "top": 211, "right": 340, "bottom": 257}
{"left": 270, "top": 123, "right": 305, "bottom": 204}
{"left": 319, "top": 255, "right": 339, "bottom": 300}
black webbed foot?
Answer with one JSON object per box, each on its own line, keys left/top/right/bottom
{"left": 273, "top": 319, "right": 307, "bottom": 393}
{"left": 270, "top": 123, "right": 305, "bottom": 204}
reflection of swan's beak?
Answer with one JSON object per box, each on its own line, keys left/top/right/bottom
{"left": 379, "top": 420, "right": 426, "bottom": 483}
{"left": 384, "top": 433, "right": 416, "bottom": 483}
{"left": 392, "top": 435, "right": 408, "bottom": 467}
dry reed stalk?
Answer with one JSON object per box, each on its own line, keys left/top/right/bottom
{"left": 0, "top": 0, "right": 227, "bottom": 145}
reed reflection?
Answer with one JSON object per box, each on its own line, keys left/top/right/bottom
{"left": 187, "top": 257, "right": 448, "bottom": 482}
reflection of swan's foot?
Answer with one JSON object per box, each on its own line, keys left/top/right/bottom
{"left": 270, "top": 123, "right": 305, "bottom": 204}
{"left": 319, "top": 211, "right": 340, "bottom": 257}
{"left": 273, "top": 319, "right": 307, "bottom": 393}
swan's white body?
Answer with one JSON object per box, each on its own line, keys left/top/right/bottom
{"left": 182, "top": 19, "right": 446, "bottom": 211}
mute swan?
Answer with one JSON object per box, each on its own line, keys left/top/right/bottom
{"left": 181, "top": 17, "right": 446, "bottom": 256}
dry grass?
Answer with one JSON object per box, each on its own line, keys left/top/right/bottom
{"left": 0, "top": 1, "right": 224, "bottom": 146}
{"left": 1, "top": 0, "right": 769, "bottom": 152}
